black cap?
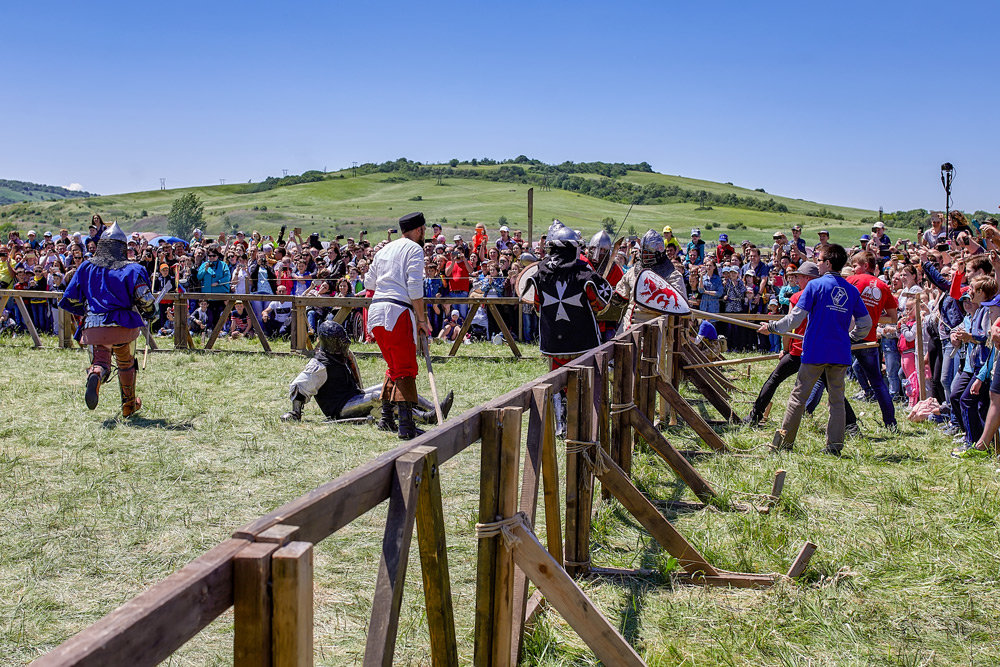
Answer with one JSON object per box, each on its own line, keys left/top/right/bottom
{"left": 399, "top": 211, "right": 426, "bottom": 232}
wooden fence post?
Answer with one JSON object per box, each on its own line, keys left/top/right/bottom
{"left": 565, "top": 366, "right": 594, "bottom": 578}
{"left": 492, "top": 407, "right": 522, "bottom": 667}
{"left": 272, "top": 541, "right": 313, "bottom": 667}
{"left": 636, "top": 326, "right": 658, "bottom": 422}
{"left": 611, "top": 341, "right": 635, "bottom": 477}
{"left": 173, "top": 294, "right": 189, "bottom": 349}
{"left": 474, "top": 408, "right": 502, "bottom": 667}
{"left": 235, "top": 541, "right": 280, "bottom": 665}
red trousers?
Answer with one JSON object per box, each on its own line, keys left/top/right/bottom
{"left": 373, "top": 311, "right": 418, "bottom": 381}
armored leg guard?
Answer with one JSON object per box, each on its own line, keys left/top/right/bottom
{"left": 114, "top": 344, "right": 141, "bottom": 418}
{"left": 396, "top": 402, "right": 425, "bottom": 440}
{"left": 553, "top": 390, "right": 567, "bottom": 438}
{"left": 85, "top": 346, "right": 113, "bottom": 410}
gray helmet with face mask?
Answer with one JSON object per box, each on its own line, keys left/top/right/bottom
{"left": 317, "top": 316, "right": 350, "bottom": 356}
{"left": 639, "top": 229, "right": 666, "bottom": 268}
{"left": 544, "top": 220, "right": 581, "bottom": 269}
{"left": 589, "top": 229, "right": 613, "bottom": 268}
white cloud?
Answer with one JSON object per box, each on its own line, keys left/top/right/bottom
{"left": 64, "top": 183, "right": 83, "bottom": 191}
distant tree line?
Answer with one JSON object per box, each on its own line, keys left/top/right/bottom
{"left": 0, "top": 179, "right": 96, "bottom": 206}
{"left": 863, "top": 208, "right": 995, "bottom": 229}
{"left": 235, "top": 170, "right": 328, "bottom": 194}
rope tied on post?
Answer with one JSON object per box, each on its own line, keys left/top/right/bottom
{"left": 639, "top": 355, "right": 660, "bottom": 378}
{"left": 475, "top": 512, "right": 530, "bottom": 549}
{"left": 610, "top": 401, "right": 636, "bottom": 416}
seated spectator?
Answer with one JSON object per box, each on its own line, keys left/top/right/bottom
{"left": 437, "top": 310, "right": 463, "bottom": 342}
{"left": 229, "top": 302, "right": 253, "bottom": 340}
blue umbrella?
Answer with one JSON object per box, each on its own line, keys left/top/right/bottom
{"left": 148, "top": 235, "right": 188, "bottom": 246}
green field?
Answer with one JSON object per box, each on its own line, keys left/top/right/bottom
{"left": 2, "top": 334, "right": 998, "bottom": 665}
{"left": 1, "top": 164, "right": 880, "bottom": 250}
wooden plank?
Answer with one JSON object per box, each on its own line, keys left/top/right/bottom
{"left": 235, "top": 541, "right": 280, "bottom": 666}
{"left": 364, "top": 452, "right": 423, "bottom": 667}
{"left": 671, "top": 570, "right": 778, "bottom": 589}
{"left": 508, "top": 522, "right": 646, "bottom": 667}
{"left": 770, "top": 470, "right": 787, "bottom": 500}
{"left": 272, "top": 541, "right": 313, "bottom": 667}
{"left": 487, "top": 303, "right": 522, "bottom": 359}
{"left": 259, "top": 524, "right": 300, "bottom": 546}
{"left": 539, "top": 387, "right": 562, "bottom": 565}
{"left": 564, "top": 373, "right": 581, "bottom": 576}
{"left": 34, "top": 538, "right": 251, "bottom": 667}
{"left": 244, "top": 298, "right": 272, "bottom": 353}
{"left": 628, "top": 409, "right": 717, "bottom": 503}
{"left": 914, "top": 293, "right": 927, "bottom": 400}
{"left": 680, "top": 346, "right": 741, "bottom": 423}
{"left": 683, "top": 343, "right": 734, "bottom": 392}
{"left": 473, "top": 408, "right": 502, "bottom": 667}
{"left": 636, "top": 327, "right": 657, "bottom": 421}
{"left": 597, "top": 351, "right": 613, "bottom": 502}
{"left": 594, "top": 452, "right": 717, "bottom": 576}
{"left": 511, "top": 384, "right": 551, "bottom": 665}
{"left": 411, "top": 446, "right": 459, "bottom": 667}
{"left": 683, "top": 353, "right": 781, "bottom": 370}
{"left": 613, "top": 342, "right": 635, "bottom": 476}
{"left": 570, "top": 366, "right": 595, "bottom": 577}
{"left": 13, "top": 296, "right": 41, "bottom": 348}
{"left": 333, "top": 306, "right": 352, "bottom": 325}
{"left": 205, "top": 300, "right": 235, "bottom": 350}
{"left": 173, "top": 295, "right": 189, "bottom": 349}
{"left": 786, "top": 542, "right": 818, "bottom": 579}
{"left": 492, "top": 406, "right": 523, "bottom": 667}
{"left": 447, "top": 302, "right": 479, "bottom": 357}
{"left": 659, "top": 318, "right": 674, "bottom": 426}
{"left": 655, "top": 378, "right": 728, "bottom": 453}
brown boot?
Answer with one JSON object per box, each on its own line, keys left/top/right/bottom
{"left": 119, "top": 360, "right": 141, "bottom": 418}
{"left": 85, "top": 365, "right": 109, "bottom": 410}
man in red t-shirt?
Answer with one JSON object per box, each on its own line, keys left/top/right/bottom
{"left": 846, "top": 251, "right": 898, "bottom": 428}
{"left": 444, "top": 249, "right": 472, "bottom": 318}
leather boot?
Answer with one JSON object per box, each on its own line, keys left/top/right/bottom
{"left": 377, "top": 400, "right": 397, "bottom": 432}
{"left": 397, "top": 402, "right": 425, "bottom": 440}
{"left": 85, "top": 365, "right": 110, "bottom": 411}
{"left": 282, "top": 393, "right": 306, "bottom": 421}
{"left": 440, "top": 390, "right": 455, "bottom": 419}
{"left": 119, "top": 361, "right": 141, "bottom": 418}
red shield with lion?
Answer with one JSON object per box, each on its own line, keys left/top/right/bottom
{"left": 633, "top": 269, "right": 690, "bottom": 315}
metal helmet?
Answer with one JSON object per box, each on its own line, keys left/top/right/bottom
{"left": 639, "top": 229, "right": 666, "bottom": 268}
{"left": 317, "top": 316, "right": 350, "bottom": 356}
{"left": 544, "top": 220, "right": 581, "bottom": 268}
{"left": 588, "top": 230, "right": 613, "bottom": 267}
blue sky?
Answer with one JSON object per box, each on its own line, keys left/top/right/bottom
{"left": 3, "top": 1, "right": 997, "bottom": 213}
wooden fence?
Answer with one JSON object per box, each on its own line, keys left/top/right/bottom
{"left": 31, "top": 314, "right": 816, "bottom": 666}
{"left": 0, "top": 290, "right": 526, "bottom": 359}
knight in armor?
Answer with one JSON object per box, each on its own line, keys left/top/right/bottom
{"left": 59, "top": 221, "right": 156, "bottom": 417}
{"left": 588, "top": 230, "right": 625, "bottom": 341}
{"left": 282, "top": 317, "right": 454, "bottom": 424}
{"left": 612, "top": 229, "right": 689, "bottom": 330}
{"left": 528, "top": 220, "right": 611, "bottom": 435}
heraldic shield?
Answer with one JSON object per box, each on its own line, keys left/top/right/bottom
{"left": 634, "top": 268, "right": 690, "bottom": 315}
{"left": 530, "top": 262, "right": 611, "bottom": 357}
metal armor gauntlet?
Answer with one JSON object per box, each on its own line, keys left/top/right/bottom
{"left": 134, "top": 284, "right": 157, "bottom": 321}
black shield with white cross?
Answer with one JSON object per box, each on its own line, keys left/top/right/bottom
{"left": 535, "top": 260, "right": 602, "bottom": 357}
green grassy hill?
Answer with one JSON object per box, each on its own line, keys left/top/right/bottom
{"left": 0, "top": 179, "right": 96, "bottom": 206}
{"left": 0, "top": 162, "right": 880, "bottom": 248}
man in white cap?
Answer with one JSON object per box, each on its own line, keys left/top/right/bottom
{"left": 686, "top": 228, "right": 705, "bottom": 264}
{"left": 59, "top": 221, "right": 156, "bottom": 417}
{"left": 496, "top": 225, "right": 514, "bottom": 251}
{"left": 871, "top": 221, "right": 891, "bottom": 263}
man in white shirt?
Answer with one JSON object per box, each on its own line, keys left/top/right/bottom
{"left": 365, "top": 211, "right": 434, "bottom": 439}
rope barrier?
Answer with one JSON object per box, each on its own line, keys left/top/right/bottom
{"left": 610, "top": 401, "right": 636, "bottom": 416}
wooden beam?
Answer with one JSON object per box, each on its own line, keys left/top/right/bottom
{"left": 509, "top": 522, "right": 646, "bottom": 667}
{"left": 655, "top": 378, "right": 728, "bottom": 453}
{"left": 492, "top": 407, "right": 522, "bottom": 667}
{"left": 411, "top": 446, "right": 459, "bottom": 667}
{"left": 33, "top": 538, "right": 252, "bottom": 667}
{"left": 244, "top": 298, "right": 272, "bottom": 353}
{"left": 204, "top": 300, "right": 235, "bottom": 350}
{"left": 611, "top": 341, "right": 634, "bottom": 477}
{"left": 680, "top": 346, "right": 741, "bottom": 424}
{"left": 272, "top": 541, "right": 313, "bottom": 667}
{"left": 683, "top": 353, "right": 780, "bottom": 370}
{"left": 473, "top": 408, "right": 502, "bottom": 666}
{"left": 234, "top": 541, "right": 280, "bottom": 666}
{"left": 914, "top": 292, "right": 927, "bottom": 401}
{"left": 363, "top": 452, "right": 423, "bottom": 667}
{"left": 628, "top": 408, "right": 718, "bottom": 503}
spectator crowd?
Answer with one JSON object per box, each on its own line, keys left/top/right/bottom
{"left": 4, "top": 210, "right": 1000, "bottom": 457}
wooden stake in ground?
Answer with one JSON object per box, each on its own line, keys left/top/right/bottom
{"left": 914, "top": 292, "right": 927, "bottom": 401}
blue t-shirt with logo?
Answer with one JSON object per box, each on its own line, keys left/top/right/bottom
{"left": 797, "top": 273, "right": 868, "bottom": 366}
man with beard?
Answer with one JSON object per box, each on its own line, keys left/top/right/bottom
{"left": 59, "top": 221, "right": 156, "bottom": 417}
{"left": 527, "top": 221, "right": 611, "bottom": 435}
{"left": 612, "top": 229, "right": 688, "bottom": 330}
{"left": 282, "top": 317, "right": 453, "bottom": 423}
{"left": 364, "top": 212, "right": 434, "bottom": 440}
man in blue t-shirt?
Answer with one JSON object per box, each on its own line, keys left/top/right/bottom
{"left": 759, "top": 244, "right": 872, "bottom": 454}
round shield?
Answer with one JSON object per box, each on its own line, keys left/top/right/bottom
{"left": 516, "top": 261, "right": 539, "bottom": 304}
{"left": 633, "top": 269, "right": 691, "bottom": 315}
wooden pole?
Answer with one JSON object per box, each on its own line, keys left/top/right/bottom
{"left": 690, "top": 308, "right": 803, "bottom": 340}
{"left": 272, "top": 541, "right": 313, "bottom": 667}
{"left": 527, "top": 188, "right": 534, "bottom": 247}
{"left": 234, "top": 541, "right": 280, "bottom": 666}
{"left": 636, "top": 326, "right": 658, "bottom": 422}
{"left": 566, "top": 366, "right": 594, "bottom": 577}
{"left": 914, "top": 292, "right": 927, "bottom": 401}
{"left": 491, "top": 407, "right": 522, "bottom": 667}
{"left": 611, "top": 341, "right": 635, "bottom": 477}
{"left": 473, "top": 408, "right": 502, "bottom": 667}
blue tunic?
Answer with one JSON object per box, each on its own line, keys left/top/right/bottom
{"left": 796, "top": 273, "right": 869, "bottom": 366}
{"left": 59, "top": 261, "right": 150, "bottom": 329}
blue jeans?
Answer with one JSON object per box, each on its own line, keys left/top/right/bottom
{"left": 769, "top": 333, "right": 782, "bottom": 353}
{"left": 522, "top": 310, "right": 537, "bottom": 343}
{"left": 881, "top": 338, "right": 902, "bottom": 398}
{"left": 940, "top": 341, "right": 957, "bottom": 405}
{"left": 449, "top": 291, "right": 469, "bottom": 319}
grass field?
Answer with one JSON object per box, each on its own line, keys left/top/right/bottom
{"left": 2, "top": 164, "right": 881, "bottom": 251}
{"left": 2, "top": 334, "right": 998, "bottom": 665}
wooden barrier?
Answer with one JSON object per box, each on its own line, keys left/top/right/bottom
{"left": 33, "top": 315, "right": 815, "bottom": 667}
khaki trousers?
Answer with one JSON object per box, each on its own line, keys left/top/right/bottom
{"left": 779, "top": 363, "right": 848, "bottom": 450}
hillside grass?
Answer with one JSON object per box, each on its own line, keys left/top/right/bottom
{"left": 2, "top": 334, "right": 998, "bottom": 665}
{"left": 2, "top": 166, "right": 879, "bottom": 250}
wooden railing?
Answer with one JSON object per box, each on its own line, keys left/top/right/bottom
{"left": 32, "top": 315, "right": 815, "bottom": 666}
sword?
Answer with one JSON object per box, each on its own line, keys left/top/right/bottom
{"left": 420, "top": 335, "right": 444, "bottom": 425}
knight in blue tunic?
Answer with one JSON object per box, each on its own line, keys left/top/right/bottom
{"left": 59, "top": 222, "right": 156, "bottom": 417}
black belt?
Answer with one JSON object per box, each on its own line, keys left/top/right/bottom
{"left": 371, "top": 297, "right": 414, "bottom": 310}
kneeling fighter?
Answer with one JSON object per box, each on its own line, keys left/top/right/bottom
{"left": 282, "top": 318, "right": 453, "bottom": 423}
{"left": 59, "top": 221, "right": 156, "bottom": 417}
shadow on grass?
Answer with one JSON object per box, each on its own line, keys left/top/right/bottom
{"left": 101, "top": 416, "right": 195, "bottom": 431}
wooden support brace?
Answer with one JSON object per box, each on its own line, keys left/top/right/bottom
{"left": 628, "top": 408, "right": 718, "bottom": 503}
{"left": 272, "top": 541, "right": 313, "bottom": 667}
{"left": 363, "top": 452, "right": 423, "bottom": 667}
{"left": 13, "top": 296, "right": 42, "bottom": 348}
{"left": 487, "top": 303, "right": 522, "bottom": 359}
{"left": 655, "top": 378, "right": 728, "bottom": 453}
{"left": 680, "top": 347, "right": 741, "bottom": 424}
{"left": 447, "top": 303, "right": 480, "bottom": 357}
{"left": 205, "top": 300, "right": 236, "bottom": 350}
{"left": 245, "top": 299, "right": 272, "bottom": 352}
{"left": 565, "top": 366, "right": 594, "bottom": 577}
{"left": 786, "top": 542, "right": 818, "bottom": 579}
{"left": 770, "top": 470, "right": 786, "bottom": 501}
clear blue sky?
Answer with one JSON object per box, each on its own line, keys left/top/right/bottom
{"left": 3, "top": 1, "right": 997, "bottom": 213}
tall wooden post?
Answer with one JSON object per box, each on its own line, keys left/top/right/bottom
{"left": 272, "top": 541, "right": 313, "bottom": 667}
{"left": 565, "top": 366, "right": 594, "bottom": 577}
{"left": 914, "top": 293, "right": 927, "bottom": 401}
{"left": 637, "top": 326, "right": 658, "bottom": 422}
{"left": 173, "top": 294, "right": 189, "bottom": 349}
{"left": 611, "top": 342, "right": 635, "bottom": 478}
{"left": 527, "top": 188, "right": 534, "bottom": 247}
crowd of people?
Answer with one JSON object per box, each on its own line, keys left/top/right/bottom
{"left": 4, "top": 209, "right": 1000, "bottom": 456}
